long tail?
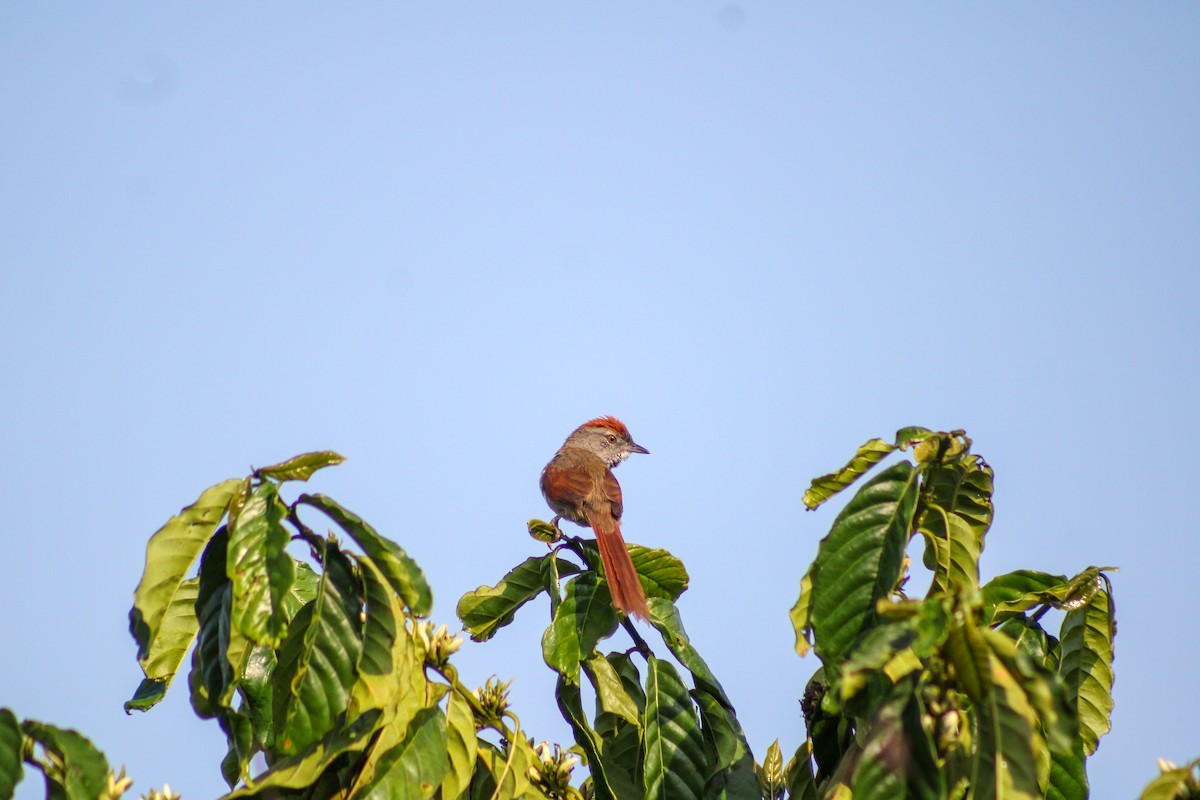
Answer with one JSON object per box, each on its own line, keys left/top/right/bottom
{"left": 587, "top": 513, "right": 650, "bottom": 620}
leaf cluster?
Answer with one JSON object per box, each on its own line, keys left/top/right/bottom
{"left": 789, "top": 428, "right": 1118, "bottom": 799}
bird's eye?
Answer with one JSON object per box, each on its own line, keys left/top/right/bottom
{"left": 607, "top": 434, "right": 617, "bottom": 443}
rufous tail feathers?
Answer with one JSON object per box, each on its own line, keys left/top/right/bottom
{"left": 588, "top": 514, "right": 650, "bottom": 620}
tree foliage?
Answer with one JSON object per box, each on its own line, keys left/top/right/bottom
{"left": 0, "top": 430, "right": 1185, "bottom": 800}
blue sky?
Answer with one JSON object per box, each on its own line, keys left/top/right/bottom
{"left": 2, "top": 5, "right": 1197, "bottom": 798}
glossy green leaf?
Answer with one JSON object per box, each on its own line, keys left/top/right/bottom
{"left": 834, "top": 599, "right": 949, "bottom": 707}
{"left": 629, "top": 546, "right": 689, "bottom": 601}
{"left": 1060, "top": 575, "right": 1115, "bottom": 756}
{"left": 759, "top": 739, "right": 785, "bottom": 799}
{"left": 784, "top": 739, "right": 819, "bottom": 800}
{"left": 21, "top": 721, "right": 110, "bottom": 800}
{"left": 643, "top": 656, "right": 705, "bottom": 800}
{"left": 810, "top": 461, "right": 919, "bottom": 666}
{"left": 255, "top": 450, "right": 345, "bottom": 482}
{"left": 803, "top": 438, "right": 896, "bottom": 510}
{"left": 457, "top": 556, "right": 554, "bottom": 642}
{"left": 585, "top": 653, "right": 641, "bottom": 729}
{"left": 228, "top": 481, "right": 295, "bottom": 647}
{"left": 646, "top": 597, "right": 757, "bottom": 796}
{"left": 441, "top": 691, "right": 478, "bottom": 800}
{"left": 194, "top": 527, "right": 235, "bottom": 714}
{"left": 555, "top": 677, "right": 638, "bottom": 800}
{"left": 130, "top": 478, "right": 241, "bottom": 688}
{"left": 894, "top": 427, "right": 936, "bottom": 450}
{"left": 0, "top": 709, "right": 23, "bottom": 800}
{"left": 273, "top": 538, "right": 363, "bottom": 757}
{"left": 350, "top": 556, "right": 427, "bottom": 733}
{"left": 471, "top": 737, "right": 543, "bottom": 800}
{"left": 351, "top": 706, "right": 449, "bottom": 800}
{"left": 982, "top": 570, "right": 1070, "bottom": 625}
{"left": 592, "top": 653, "right": 645, "bottom": 793}
{"left": 541, "top": 572, "right": 619, "bottom": 680}
{"left": 297, "top": 493, "right": 432, "bottom": 617}
{"left": 789, "top": 564, "right": 816, "bottom": 657}
{"left": 918, "top": 504, "right": 981, "bottom": 595}
{"left": 851, "top": 679, "right": 942, "bottom": 800}
{"left": 220, "top": 707, "right": 384, "bottom": 798}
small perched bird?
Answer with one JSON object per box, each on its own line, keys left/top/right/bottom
{"left": 540, "top": 416, "right": 651, "bottom": 620}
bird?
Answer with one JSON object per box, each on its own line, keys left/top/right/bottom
{"left": 540, "top": 416, "right": 651, "bottom": 620}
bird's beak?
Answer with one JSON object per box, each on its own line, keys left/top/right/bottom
{"left": 631, "top": 442, "right": 650, "bottom": 455}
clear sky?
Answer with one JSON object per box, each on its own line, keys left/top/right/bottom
{"left": 2, "top": 5, "right": 1197, "bottom": 799}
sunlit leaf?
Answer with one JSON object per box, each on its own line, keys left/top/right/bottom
{"left": 593, "top": 653, "right": 645, "bottom": 793}
{"left": 629, "top": 545, "right": 689, "bottom": 601}
{"left": 350, "top": 556, "right": 427, "bottom": 734}
{"left": 297, "top": 493, "right": 432, "bottom": 617}
{"left": 130, "top": 478, "right": 241, "bottom": 694}
{"left": 759, "top": 739, "right": 784, "bottom": 799}
{"left": 441, "top": 691, "right": 477, "bottom": 800}
{"left": 220, "top": 708, "right": 384, "bottom": 798}
{"left": 585, "top": 654, "right": 640, "bottom": 729}
{"left": 803, "top": 438, "right": 896, "bottom": 510}
{"left": 643, "top": 656, "right": 705, "bottom": 800}
{"left": 456, "top": 556, "right": 564, "bottom": 642}
{"left": 228, "top": 481, "right": 295, "bottom": 647}
{"left": 350, "top": 706, "right": 449, "bottom": 800}
{"left": 789, "top": 564, "right": 816, "bottom": 657}
{"left": 272, "top": 538, "right": 362, "bottom": 757}
{"left": 541, "top": 572, "right": 619, "bottom": 680}
{"left": 255, "top": 450, "right": 345, "bottom": 482}
{"left": 810, "top": 462, "right": 919, "bottom": 666}
{"left": 1060, "top": 575, "right": 1116, "bottom": 756}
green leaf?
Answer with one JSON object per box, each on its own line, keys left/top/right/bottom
{"left": 784, "top": 739, "right": 819, "bottom": 800}
{"left": 950, "top": 621, "right": 1041, "bottom": 800}
{"left": 803, "top": 438, "right": 896, "bottom": 510}
{"left": 592, "top": 653, "right": 645, "bottom": 793}
{"left": 584, "top": 654, "right": 641, "bottom": 729}
{"left": 1059, "top": 574, "right": 1116, "bottom": 756}
{"left": 850, "top": 678, "right": 942, "bottom": 800}
{"left": 20, "top": 721, "right": 110, "bottom": 800}
{"left": 644, "top": 601, "right": 756, "bottom": 798}
{"left": 629, "top": 546, "right": 689, "bottom": 601}
{"left": 125, "top": 677, "right": 170, "bottom": 713}
{"left": 297, "top": 493, "right": 433, "bottom": 617}
{"left": 350, "top": 556, "right": 427, "bottom": 732}
{"left": 759, "top": 739, "right": 784, "bottom": 799}
{"left": 789, "top": 564, "right": 816, "bottom": 658}
{"left": 555, "top": 677, "right": 638, "bottom": 800}
{"left": 643, "top": 656, "right": 705, "bottom": 800}
{"left": 982, "top": 570, "right": 1070, "bottom": 625}
{"left": 810, "top": 461, "right": 919, "bottom": 666}
{"left": 541, "top": 572, "right": 619, "bottom": 680}
{"left": 457, "top": 556, "right": 556, "bottom": 642}
{"left": 0, "top": 709, "right": 24, "bottom": 800}
{"left": 194, "top": 527, "right": 235, "bottom": 714}
{"left": 1046, "top": 741, "right": 1089, "bottom": 800}
{"left": 917, "top": 504, "right": 982, "bottom": 596}
{"left": 350, "top": 706, "right": 449, "bottom": 800}
{"left": 834, "top": 599, "right": 949, "bottom": 708}
{"left": 471, "top": 737, "right": 542, "bottom": 800}
{"left": 272, "top": 538, "right": 363, "bottom": 757}
{"left": 441, "top": 691, "right": 478, "bottom": 800}
{"left": 130, "top": 478, "right": 241, "bottom": 688}
{"left": 220, "top": 707, "right": 384, "bottom": 798}
{"left": 255, "top": 450, "right": 345, "bottom": 482}
{"left": 894, "top": 427, "right": 936, "bottom": 450}
{"left": 528, "top": 518, "right": 563, "bottom": 544}
{"left": 228, "top": 481, "right": 295, "bottom": 647}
